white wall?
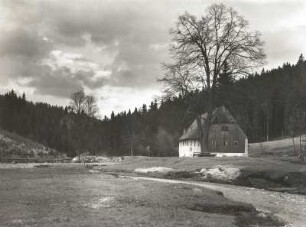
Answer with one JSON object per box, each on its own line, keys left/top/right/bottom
{"left": 245, "top": 138, "right": 248, "bottom": 156}
{"left": 179, "top": 139, "right": 249, "bottom": 157}
{"left": 179, "top": 140, "right": 201, "bottom": 157}
{"left": 213, "top": 153, "right": 248, "bottom": 157}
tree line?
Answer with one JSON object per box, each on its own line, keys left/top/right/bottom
{"left": 0, "top": 57, "right": 305, "bottom": 157}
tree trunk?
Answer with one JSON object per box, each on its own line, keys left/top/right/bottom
{"left": 300, "top": 136, "right": 304, "bottom": 164}
{"left": 266, "top": 113, "right": 269, "bottom": 141}
{"left": 197, "top": 96, "right": 213, "bottom": 154}
{"left": 203, "top": 112, "right": 212, "bottom": 154}
{"left": 196, "top": 115, "right": 205, "bottom": 153}
{"left": 292, "top": 137, "right": 297, "bottom": 158}
{"left": 130, "top": 136, "right": 134, "bottom": 156}
{"left": 204, "top": 89, "right": 213, "bottom": 153}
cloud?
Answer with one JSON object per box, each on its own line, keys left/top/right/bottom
{"left": 263, "top": 25, "right": 306, "bottom": 68}
{"left": 0, "top": 26, "right": 52, "bottom": 83}
{"left": 0, "top": 28, "right": 51, "bottom": 59}
{"left": 38, "top": 0, "right": 172, "bottom": 87}
{"left": 96, "top": 85, "right": 161, "bottom": 116}
{"left": 109, "top": 40, "right": 169, "bottom": 87}
{"left": 41, "top": 1, "right": 170, "bottom": 45}
{"left": 25, "top": 65, "right": 107, "bottom": 98}
{"left": 0, "top": 0, "right": 173, "bottom": 97}
{"left": 26, "top": 66, "right": 82, "bottom": 98}
{"left": 0, "top": 0, "right": 306, "bottom": 116}
{"left": 228, "top": 0, "right": 306, "bottom": 31}
{"left": 74, "top": 70, "right": 105, "bottom": 89}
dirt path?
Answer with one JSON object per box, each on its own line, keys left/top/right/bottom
{"left": 129, "top": 176, "right": 306, "bottom": 227}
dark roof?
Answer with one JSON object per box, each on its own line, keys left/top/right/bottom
{"left": 179, "top": 106, "right": 239, "bottom": 141}
{"left": 210, "top": 106, "right": 236, "bottom": 124}
{"left": 179, "top": 113, "right": 207, "bottom": 141}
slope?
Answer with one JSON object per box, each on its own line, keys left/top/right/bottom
{"left": 0, "top": 128, "right": 67, "bottom": 162}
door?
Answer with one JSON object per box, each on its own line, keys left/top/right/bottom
{"left": 220, "top": 130, "right": 230, "bottom": 153}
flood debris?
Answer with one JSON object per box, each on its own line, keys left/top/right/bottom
{"left": 134, "top": 166, "right": 173, "bottom": 174}
{"left": 72, "top": 155, "right": 124, "bottom": 163}
{"left": 200, "top": 165, "right": 241, "bottom": 182}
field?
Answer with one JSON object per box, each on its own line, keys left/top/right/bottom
{"left": 0, "top": 164, "right": 285, "bottom": 227}
{"left": 1, "top": 136, "right": 306, "bottom": 226}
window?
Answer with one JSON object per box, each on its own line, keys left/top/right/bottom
{"left": 211, "top": 140, "right": 217, "bottom": 148}
{"left": 223, "top": 140, "right": 228, "bottom": 147}
{"left": 221, "top": 125, "right": 229, "bottom": 131}
{"left": 234, "top": 141, "right": 238, "bottom": 147}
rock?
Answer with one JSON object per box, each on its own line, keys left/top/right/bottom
{"left": 71, "top": 156, "right": 80, "bottom": 163}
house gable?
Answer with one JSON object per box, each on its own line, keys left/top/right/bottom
{"left": 210, "top": 106, "right": 236, "bottom": 124}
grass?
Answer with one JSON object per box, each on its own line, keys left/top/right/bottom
{"left": 87, "top": 154, "right": 306, "bottom": 195}
{"left": 0, "top": 133, "right": 304, "bottom": 225}
{"left": 0, "top": 165, "right": 283, "bottom": 226}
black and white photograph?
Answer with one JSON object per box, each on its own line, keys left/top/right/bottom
{"left": 0, "top": 0, "right": 306, "bottom": 226}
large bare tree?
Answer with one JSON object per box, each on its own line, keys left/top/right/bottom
{"left": 160, "top": 4, "right": 266, "bottom": 153}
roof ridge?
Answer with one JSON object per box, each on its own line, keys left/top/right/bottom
{"left": 179, "top": 106, "right": 238, "bottom": 141}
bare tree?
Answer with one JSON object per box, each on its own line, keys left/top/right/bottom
{"left": 158, "top": 62, "right": 199, "bottom": 99}
{"left": 70, "top": 90, "right": 99, "bottom": 118}
{"left": 160, "top": 4, "right": 266, "bottom": 153}
{"left": 84, "top": 95, "right": 98, "bottom": 118}
{"left": 70, "top": 90, "right": 86, "bottom": 114}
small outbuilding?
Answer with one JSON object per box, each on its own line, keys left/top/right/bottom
{"left": 179, "top": 106, "right": 248, "bottom": 157}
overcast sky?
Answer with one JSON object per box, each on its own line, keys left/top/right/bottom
{"left": 0, "top": 0, "right": 305, "bottom": 117}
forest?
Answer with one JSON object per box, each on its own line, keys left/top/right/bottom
{"left": 0, "top": 56, "right": 305, "bottom": 157}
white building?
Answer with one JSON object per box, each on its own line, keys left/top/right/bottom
{"left": 179, "top": 106, "right": 248, "bottom": 157}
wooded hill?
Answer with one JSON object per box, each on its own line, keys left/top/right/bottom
{"left": 0, "top": 56, "right": 306, "bottom": 157}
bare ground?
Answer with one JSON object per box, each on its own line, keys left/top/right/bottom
{"left": 0, "top": 164, "right": 283, "bottom": 227}
{"left": 129, "top": 176, "right": 306, "bottom": 227}
{"left": 85, "top": 155, "right": 306, "bottom": 194}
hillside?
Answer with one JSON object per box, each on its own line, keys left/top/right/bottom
{"left": 0, "top": 128, "right": 66, "bottom": 162}
{"left": 249, "top": 135, "right": 306, "bottom": 157}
